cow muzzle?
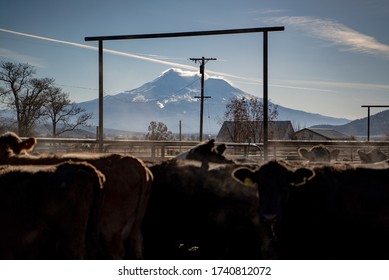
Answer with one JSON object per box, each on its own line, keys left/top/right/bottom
{"left": 261, "top": 213, "right": 278, "bottom": 224}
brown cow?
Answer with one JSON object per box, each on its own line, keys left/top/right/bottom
{"left": 0, "top": 162, "right": 104, "bottom": 259}
{"left": 0, "top": 131, "right": 36, "bottom": 160}
{"left": 298, "top": 144, "right": 340, "bottom": 162}
{"left": 0, "top": 132, "right": 153, "bottom": 259}
{"left": 233, "top": 160, "right": 389, "bottom": 259}
{"left": 358, "top": 148, "right": 388, "bottom": 163}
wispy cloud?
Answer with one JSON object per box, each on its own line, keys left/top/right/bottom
{"left": 250, "top": 9, "right": 287, "bottom": 15}
{"left": 266, "top": 16, "right": 389, "bottom": 58}
{"left": 0, "top": 47, "right": 46, "bottom": 68}
{"left": 291, "top": 79, "right": 389, "bottom": 91}
{"left": 269, "top": 78, "right": 389, "bottom": 96}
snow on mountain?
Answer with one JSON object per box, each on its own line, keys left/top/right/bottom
{"left": 77, "top": 68, "right": 350, "bottom": 134}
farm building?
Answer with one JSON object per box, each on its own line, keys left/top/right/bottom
{"left": 216, "top": 121, "right": 294, "bottom": 143}
{"left": 294, "top": 128, "right": 352, "bottom": 140}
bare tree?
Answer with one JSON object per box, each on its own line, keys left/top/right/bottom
{"left": 41, "top": 83, "right": 93, "bottom": 137}
{"left": 246, "top": 97, "right": 278, "bottom": 142}
{"left": 19, "top": 78, "right": 52, "bottom": 135}
{"left": 0, "top": 61, "right": 40, "bottom": 135}
{"left": 221, "top": 96, "right": 278, "bottom": 142}
{"left": 222, "top": 97, "right": 250, "bottom": 142}
{"left": 146, "top": 121, "right": 173, "bottom": 140}
{"left": 0, "top": 61, "right": 93, "bottom": 137}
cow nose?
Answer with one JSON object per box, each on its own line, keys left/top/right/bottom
{"left": 262, "top": 214, "right": 277, "bottom": 223}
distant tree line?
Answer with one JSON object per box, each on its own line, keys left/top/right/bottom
{"left": 146, "top": 121, "right": 173, "bottom": 140}
{"left": 0, "top": 61, "right": 92, "bottom": 137}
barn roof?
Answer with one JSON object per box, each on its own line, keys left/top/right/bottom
{"left": 295, "top": 128, "right": 351, "bottom": 140}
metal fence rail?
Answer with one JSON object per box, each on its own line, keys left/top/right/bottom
{"left": 28, "top": 137, "right": 389, "bottom": 163}
{"left": 267, "top": 140, "right": 389, "bottom": 163}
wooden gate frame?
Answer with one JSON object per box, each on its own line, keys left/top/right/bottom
{"left": 85, "top": 26, "right": 285, "bottom": 159}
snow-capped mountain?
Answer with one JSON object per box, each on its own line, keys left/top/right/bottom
{"left": 78, "top": 68, "right": 350, "bottom": 134}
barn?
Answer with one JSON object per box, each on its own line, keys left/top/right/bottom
{"left": 294, "top": 128, "right": 351, "bottom": 141}
{"left": 217, "top": 121, "right": 294, "bottom": 143}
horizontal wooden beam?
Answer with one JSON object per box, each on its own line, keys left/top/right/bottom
{"left": 85, "top": 26, "right": 285, "bottom": 41}
{"left": 361, "top": 105, "right": 389, "bottom": 108}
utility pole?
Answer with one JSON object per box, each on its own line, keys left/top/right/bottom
{"left": 263, "top": 31, "right": 268, "bottom": 160}
{"left": 98, "top": 40, "right": 104, "bottom": 152}
{"left": 179, "top": 120, "right": 182, "bottom": 141}
{"left": 190, "top": 56, "right": 216, "bottom": 141}
{"left": 361, "top": 105, "right": 389, "bottom": 141}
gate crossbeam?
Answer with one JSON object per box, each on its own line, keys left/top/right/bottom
{"left": 85, "top": 27, "right": 284, "bottom": 41}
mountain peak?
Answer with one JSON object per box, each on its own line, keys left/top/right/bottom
{"left": 78, "top": 68, "right": 351, "bottom": 133}
{"left": 148, "top": 68, "right": 201, "bottom": 92}
{"left": 160, "top": 68, "right": 200, "bottom": 78}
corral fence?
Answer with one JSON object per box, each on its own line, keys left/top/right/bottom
{"left": 27, "top": 137, "right": 389, "bottom": 164}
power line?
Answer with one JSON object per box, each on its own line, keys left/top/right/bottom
{"left": 171, "top": 77, "right": 201, "bottom": 96}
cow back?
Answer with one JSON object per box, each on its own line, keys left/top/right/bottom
{"left": 0, "top": 162, "right": 104, "bottom": 259}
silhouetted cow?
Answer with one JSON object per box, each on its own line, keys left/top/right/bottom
{"left": 298, "top": 144, "right": 340, "bottom": 162}
{"left": 233, "top": 160, "right": 389, "bottom": 259}
{"left": 0, "top": 162, "right": 104, "bottom": 259}
{"left": 358, "top": 148, "right": 388, "bottom": 163}
{"left": 175, "top": 139, "right": 234, "bottom": 169}
{"left": 0, "top": 132, "right": 36, "bottom": 160}
{"left": 0, "top": 132, "right": 153, "bottom": 259}
{"left": 143, "top": 159, "right": 262, "bottom": 259}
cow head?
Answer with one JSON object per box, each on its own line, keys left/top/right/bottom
{"left": 232, "top": 161, "right": 314, "bottom": 224}
{"left": 0, "top": 132, "right": 36, "bottom": 162}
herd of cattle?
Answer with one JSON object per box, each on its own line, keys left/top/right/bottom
{"left": 1, "top": 132, "right": 389, "bottom": 260}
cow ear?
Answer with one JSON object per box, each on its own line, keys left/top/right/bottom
{"left": 19, "top": 137, "right": 37, "bottom": 152}
{"left": 290, "top": 168, "right": 315, "bottom": 187}
{"left": 232, "top": 167, "right": 257, "bottom": 186}
{"left": 216, "top": 144, "right": 227, "bottom": 155}
{"left": 298, "top": 148, "right": 310, "bottom": 160}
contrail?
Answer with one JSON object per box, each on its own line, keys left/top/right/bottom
{"left": 0, "top": 28, "right": 97, "bottom": 50}
{"left": 0, "top": 28, "right": 199, "bottom": 70}
{"left": 2, "top": 28, "right": 369, "bottom": 94}
{"left": 0, "top": 28, "right": 271, "bottom": 86}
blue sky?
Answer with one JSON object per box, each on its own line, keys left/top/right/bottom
{"left": 1, "top": 0, "right": 389, "bottom": 121}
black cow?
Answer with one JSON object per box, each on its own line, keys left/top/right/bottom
{"left": 143, "top": 159, "right": 262, "bottom": 259}
{"left": 0, "top": 162, "right": 105, "bottom": 259}
{"left": 233, "top": 160, "right": 389, "bottom": 259}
